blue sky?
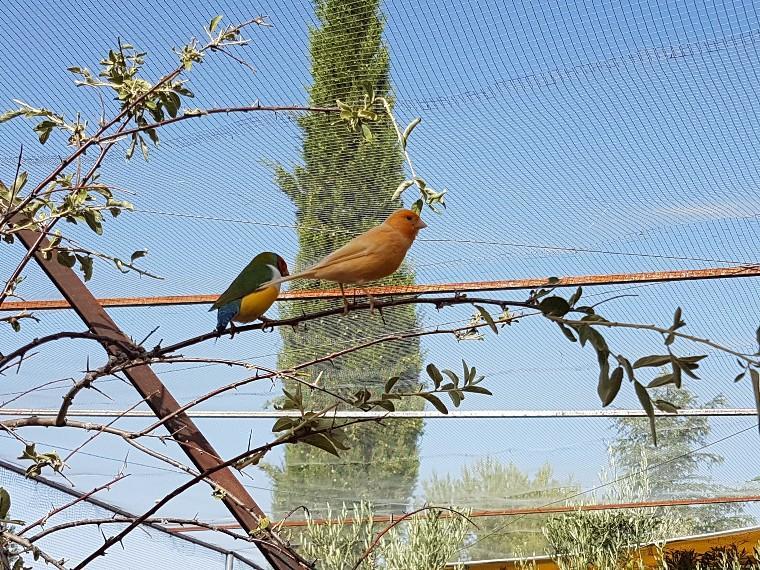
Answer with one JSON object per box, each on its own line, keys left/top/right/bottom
{"left": 1, "top": 0, "right": 760, "bottom": 565}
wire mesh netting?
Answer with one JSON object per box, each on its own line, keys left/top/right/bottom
{"left": 0, "top": 461, "right": 259, "bottom": 569}
{"left": 1, "top": 0, "right": 760, "bottom": 566}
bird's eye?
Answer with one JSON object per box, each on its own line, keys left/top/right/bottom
{"left": 406, "top": 215, "right": 412, "bottom": 220}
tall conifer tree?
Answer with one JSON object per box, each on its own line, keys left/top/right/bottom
{"left": 267, "top": 0, "right": 423, "bottom": 517}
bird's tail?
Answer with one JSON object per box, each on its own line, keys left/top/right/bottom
{"left": 256, "top": 268, "right": 316, "bottom": 291}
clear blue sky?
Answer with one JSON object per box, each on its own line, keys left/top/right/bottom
{"left": 1, "top": 0, "right": 760, "bottom": 565}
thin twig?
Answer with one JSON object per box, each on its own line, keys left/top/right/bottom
{"left": 97, "top": 105, "right": 339, "bottom": 144}
{"left": 2, "top": 532, "right": 67, "bottom": 570}
{"left": 18, "top": 473, "right": 128, "bottom": 536}
{"left": 552, "top": 316, "right": 759, "bottom": 365}
{"left": 28, "top": 516, "right": 254, "bottom": 545}
{"left": 350, "top": 505, "right": 475, "bottom": 570}
{"left": 73, "top": 416, "right": 379, "bottom": 570}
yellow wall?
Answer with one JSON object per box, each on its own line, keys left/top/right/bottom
{"left": 452, "top": 527, "right": 760, "bottom": 570}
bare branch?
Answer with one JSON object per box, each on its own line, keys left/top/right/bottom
{"left": 2, "top": 531, "right": 67, "bottom": 570}
{"left": 18, "top": 473, "right": 128, "bottom": 536}
{"left": 73, "top": 415, "right": 380, "bottom": 569}
{"left": 350, "top": 505, "right": 475, "bottom": 570}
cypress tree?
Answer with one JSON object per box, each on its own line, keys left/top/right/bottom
{"left": 266, "top": 0, "right": 424, "bottom": 518}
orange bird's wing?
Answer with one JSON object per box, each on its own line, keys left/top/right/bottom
{"left": 310, "top": 226, "right": 382, "bottom": 272}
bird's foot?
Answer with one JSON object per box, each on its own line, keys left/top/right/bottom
{"left": 259, "top": 316, "right": 275, "bottom": 332}
{"left": 339, "top": 283, "right": 351, "bottom": 315}
{"left": 228, "top": 321, "right": 237, "bottom": 339}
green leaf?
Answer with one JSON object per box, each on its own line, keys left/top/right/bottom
{"left": 538, "top": 296, "right": 571, "bottom": 316}
{"left": 361, "top": 123, "right": 373, "bottom": 142}
{"left": 587, "top": 328, "right": 609, "bottom": 354}
{"left": 461, "top": 385, "right": 493, "bottom": 396}
{"left": 130, "top": 250, "right": 148, "bottom": 263}
{"left": 56, "top": 251, "right": 76, "bottom": 268}
{"left": 756, "top": 325, "right": 760, "bottom": 355}
{"left": 301, "top": 433, "right": 340, "bottom": 456}
{"left": 598, "top": 366, "right": 623, "bottom": 407}
{"left": 11, "top": 171, "right": 28, "bottom": 194}
{"left": 558, "top": 323, "right": 577, "bottom": 342}
{"left": 384, "top": 376, "right": 400, "bottom": 393}
{"left": 441, "top": 369, "right": 459, "bottom": 386}
{"left": 568, "top": 286, "right": 583, "bottom": 307}
{"left": 209, "top": 15, "right": 223, "bottom": 32}
{"left": 474, "top": 305, "right": 498, "bottom": 334}
{"left": 426, "top": 363, "right": 443, "bottom": 388}
{"left": 272, "top": 417, "right": 296, "bottom": 432}
{"left": 83, "top": 209, "right": 103, "bottom": 235}
{"left": 0, "top": 487, "right": 10, "bottom": 519}
{"left": 634, "top": 381, "right": 657, "bottom": 446}
{"left": 411, "top": 198, "right": 423, "bottom": 214}
{"left": 632, "top": 355, "right": 672, "bottom": 369}
{"left": 375, "top": 399, "right": 395, "bottom": 412}
{"left": 617, "top": 355, "right": 635, "bottom": 381}
{"left": 33, "top": 120, "right": 55, "bottom": 144}
{"left": 654, "top": 399, "right": 680, "bottom": 414}
{"left": 139, "top": 135, "right": 149, "bottom": 160}
{"left": 76, "top": 255, "right": 93, "bottom": 281}
{"left": 165, "top": 92, "right": 181, "bottom": 118}
{"left": 449, "top": 390, "right": 462, "bottom": 407}
{"left": 126, "top": 134, "right": 137, "bottom": 160}
{"left": 648, "top": 373, "right": 676, "bottom": 388}
{"left": 751, "top": 369, "right": 760, "bottom": 436}
{"left": 735, "top": 371, "right": 746, "bottom": 383}
{"left": 401, "top": 117, "right": 421, "bottom": 149}
{"left": 420, "top": 393, "right": 448, "bottom": 414}
{"left": 463, "top": 359, "right": 476, "bottom": 384}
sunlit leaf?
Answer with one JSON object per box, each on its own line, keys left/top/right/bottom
{"left": 474, "top": 305, "right": 498, "bottom": 334}
{"left": 209, "top": 15, "right": 223, "bottom": 32}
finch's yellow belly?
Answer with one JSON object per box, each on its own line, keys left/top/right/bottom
{"left": 234, "top": 286, "right": 279, "bottom": 323}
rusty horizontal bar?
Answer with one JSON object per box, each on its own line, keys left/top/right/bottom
{"left": 165, "top": 494, "right": 760, "bottom": 532}
{"left": 2, "top": 265, "right": 759, "bottom": 312}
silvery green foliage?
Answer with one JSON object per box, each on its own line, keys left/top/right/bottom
{"left": 297, "top": 501, "right": 469, "bottom": 569}
{"left": 543, "top": 454, "right": 682, "bottom": 570}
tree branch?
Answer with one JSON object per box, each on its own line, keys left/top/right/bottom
{"left": 2, "top": 531, "right": 66, "bottom": 570}
{"left": 97, "top": 104, "right": 340, "bottom": 143}
{"left": 73, "top": 415, "right": 379, "bottom": 570}
{"left": 18, "top": 473, "right": 128, "bottom": 536}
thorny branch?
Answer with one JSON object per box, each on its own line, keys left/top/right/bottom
{"left": 73, "top": 415, "right": 380, "bottom": 570}
{"left": 18, "top": 473, "right": 128, "bottom": 536}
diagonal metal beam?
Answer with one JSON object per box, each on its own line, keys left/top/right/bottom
{"left": 14, "top": 226, "right": 304, "bottom": 569}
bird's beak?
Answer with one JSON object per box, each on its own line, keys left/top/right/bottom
{"left": 415, "top": 219, "right": 428, "bottom": 230}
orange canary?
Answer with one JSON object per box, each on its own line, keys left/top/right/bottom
{"left": 261, "top": 208, "right": 427, "bottom": 311}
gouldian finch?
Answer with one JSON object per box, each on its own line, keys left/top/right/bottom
{"left": 210, "top": 252, "right": 289, "bottom": 332}
{"left": 260, "top": 209, "right": 426, "bottom": 312}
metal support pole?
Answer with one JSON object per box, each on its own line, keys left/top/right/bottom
{"left": 14, "top": 225, "right": 303, "bottom": 569}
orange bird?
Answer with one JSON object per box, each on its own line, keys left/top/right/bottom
{"left": 261, "top": 208, "right": 427, "bottom": 312}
